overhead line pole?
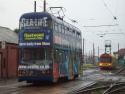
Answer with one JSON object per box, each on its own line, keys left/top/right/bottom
{"left": 93, "top": 43, "right": 95, "bottom": 64}
{"left": 98, "top": 46, "right": 99, "bottom": 63}
{"left": 83, "top": 38, "right": 84, "bottom": 64}
{"left": 118, "top": 43, "right": 119, "bottom": 63}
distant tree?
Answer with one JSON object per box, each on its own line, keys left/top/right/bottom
{"left": 14, "top": 28, "right": 19, "bottom": 34}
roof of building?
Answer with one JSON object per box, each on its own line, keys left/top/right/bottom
{"left": 119, "top": 48, "right": 125, "bottom": 55}
{"left": 113, "top": 48, "right": 125, "bottom": 56}
{"left": 0, "top": 26, "right": 18, "bottom": 44}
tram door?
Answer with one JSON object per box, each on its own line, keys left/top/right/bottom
{"left": 68, "top": 54, "right": 74, "bottom": 80}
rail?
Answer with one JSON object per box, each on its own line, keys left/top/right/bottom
{"left": 68, "top": 81, "right": 125, "bottom": 94}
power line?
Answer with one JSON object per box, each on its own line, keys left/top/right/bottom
{"left": 83, "top": 24, "right": 118, "bottom": 27}
{"left": 101, "top": 0, "right": 117, "bottom": 20}
{"left": 97, "top": 32, "right": 125, "bottom": 38}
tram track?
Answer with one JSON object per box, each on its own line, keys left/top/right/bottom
{"left": 68, "top": 81, "right": 125, "bottom": 94}
{"left": 68, "top": 77, "right": 125, "bottom": 94}
{"left": 103, "top": 82, "right": 125, "bottom": 94}
{"left": 68, "top": 81, "right": 98, "bottom": 94}
{"left": 0, "top": 87, "right": 23, "bottom": 94}
{"left": 67, "top": 65, "right": 125, "bottom": 94}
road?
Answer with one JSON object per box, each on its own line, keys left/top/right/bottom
{"left": 0, "top": 78, "right": 94, "bottom": 94}
{"left": 1, "top": 67, "right": 125, "bottom": 94}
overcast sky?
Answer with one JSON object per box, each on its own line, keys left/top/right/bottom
{"left": 0, "top": 0, "right": 125, "bottom": 55}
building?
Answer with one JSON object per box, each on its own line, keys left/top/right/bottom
{"left": 113, "top": 48, "right": 125, "bottom": 65}
{"left": 0, "top": 26, "right": 18, "bottom": 79}
{"left": 113, "top": 48, "right": 125, "bottom": 59}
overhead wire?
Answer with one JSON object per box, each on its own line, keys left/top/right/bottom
{"left": 101, "top": 0, "right": 125, "bottom": 36}
{"left": 83, "top": 24, "right": 118, "bottom": 27}
{"left": 102, "top": 0, "right": 117, "bottom": 20}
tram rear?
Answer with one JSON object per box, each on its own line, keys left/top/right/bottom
{"left": 18, "top": 12, "right": 53, "bottom": 83}
{"left": 18, "top": 12, "right": 82, "bottom": 83}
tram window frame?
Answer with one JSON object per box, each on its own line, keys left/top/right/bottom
{"left": 45, "top": 48, "right": 51, "bottom": 60}
{"left": 55, "top": 22, "right": 59, "bottom": 32}
{"left": 67, "top": 27, "right": 69, "bottom": 31}
{"left": 54, "top": 49, "right": 60, "bottom": 63}
{"left": 68, "top": 28, "right": 70, "bottom": 36}
{"left": 76, "top": 32, "right": 78, "bottom": 38}
{"left": 72, "top": 30, "right": 75, "bottom": 37}
{"left": 61, "top": 24, "right": 63, "bottom": 34}
{"left": 22, "top": 49, "right": 31, "bottom": 61}
{"left": 32, "top": 49, "right": 45, "bottom": 60}
{"left": 100, "top": 57, "right": 112, "bottom": 62}
{"left": 52, "top": 21, "right": 55, "bottom": 31}
{"left": 58, "top": 24, "right": 62, "bottom": 33}
{"left": 69, "top": 29, "right": 72, "bottom": 36}
{"left": 62, "top": 25, "right": 65, "bottom": 34}
{"left": 47, "top": 20, "right": 52, "bottom": 29}
{"left": 65, "top": 27, "right": 67, "bottom": 35}
{"left": 22, "top": 48, "right": 50, "bottom": 62}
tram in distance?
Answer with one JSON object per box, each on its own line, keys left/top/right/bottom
{"left": 99, "top": 53, "right": 115, "bottom": 69}
{"left": 18, "top": 11, "right": 82, "bottom": 83}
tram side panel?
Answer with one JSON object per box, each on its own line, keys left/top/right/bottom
{"left": 52, "top": 27, "right": 82, "bottom": 80}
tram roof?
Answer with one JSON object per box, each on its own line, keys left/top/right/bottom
{"left": 20, "top": 12, "right": 81, "bottom": 34}
{"left": 0, "top": 26, "right": 18, "bottom": 44}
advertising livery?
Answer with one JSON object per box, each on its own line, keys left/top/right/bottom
{"left": 19, "top": 13, "right": 52, "bottom": 47}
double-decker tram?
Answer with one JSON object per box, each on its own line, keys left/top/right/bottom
{"left": 18, "top": 12, "right": 82, "bottom": 83}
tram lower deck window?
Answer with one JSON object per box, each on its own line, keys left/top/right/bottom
{"left": 22, "top": 48, "right": 46, "bottom": 61}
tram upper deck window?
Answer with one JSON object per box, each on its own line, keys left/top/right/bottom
{"left": 67, "top": 27, "right": 69, "bottom": 31}
{"left": 76, "top": 32, "right": 79, "bottom": 38}
{"left": 58, "top": 24, "right": 62, "bottom": 33}
{"left": 72, "top": 30, "right": 75, "bottom": 37}
{"left": 62, "top": 26, "right": 65, "bottom": 34}
{"left": 64, "top": 27, "right": 67, "bottom": 35}
{"left": 55, "top": 22, "right": 59, "bottom": 31}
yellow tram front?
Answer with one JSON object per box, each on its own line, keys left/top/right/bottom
{"left": 99, "top": 53, "right": 113, "bottom": 69}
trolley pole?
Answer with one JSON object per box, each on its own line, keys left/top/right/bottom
{"left": 118, "top": 43, "right": 119, "bottom": 63}
{"left": 34, "top": 1, "right": 36, "bottom": 12}
{"left": 44, "top": 0, "right": 46, "bottom": 12}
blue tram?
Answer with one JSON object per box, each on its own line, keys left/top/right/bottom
{"left": 18, "top": 12, "right": 82, "bottom": 83}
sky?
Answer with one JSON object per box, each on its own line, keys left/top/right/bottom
{"left": 0, "top": 0, "right": 125, "bottom": 56}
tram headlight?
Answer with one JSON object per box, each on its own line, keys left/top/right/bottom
{"left": 99, "top": 63, "right": 103, "bottom": 66}
{"left": 108, "top": 63, "right": 111, "bottom": 66}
